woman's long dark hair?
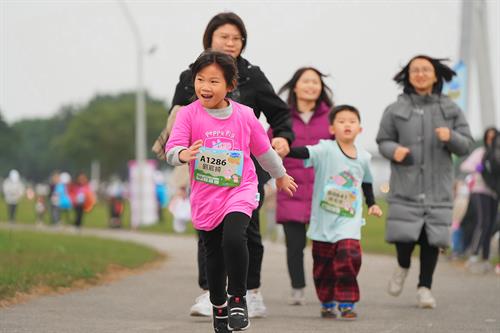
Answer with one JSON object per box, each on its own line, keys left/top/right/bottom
{"left": 278, "top": 67, "right": 333, "bottom": 110}
{"left": 393, "top": 55, "right": 456, "bottom": 95}
{"left": 483, "top": 127, "right": 498, "bottom": 147}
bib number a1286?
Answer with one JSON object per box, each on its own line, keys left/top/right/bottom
{"left": 194, "top": 147, "right": 244, "bottom": 187}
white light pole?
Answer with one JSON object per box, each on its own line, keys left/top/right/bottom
{"left": 118, "top": 0, "right": 147, "bottom": 225}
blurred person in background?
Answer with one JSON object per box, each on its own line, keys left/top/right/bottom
{"left": 460, "top": 127, "right": 498, "bottom": 273}
{"left": 449, "top": 179, "right": 470, "bottom": 259}
{"left": 376, "top": 55, "right": 473, "bottom": 309}
{"left": 106, "top": 176, "right": 125, "bottom": 228}
{"left": 154, "top": 171, "right": 169, "bottom": 223}
{"left": 48, "top": 171, "right": 61, "bottom": 225}
{"left": 34, "top": 183, "right": 49, "bottom": 226}
{"left": 168, "top": 186, "right": 191, "bottom": 233}
{"left": 69, "top": 172, "right": 95, "bottom": 229}
{"left": 2, "top": 169, "right": 25, "bottom": 223}
{"left": 58, "top": 172, "right": 73, "bottom": 224}
{"left": 275, "top": 67, "right": 333, "bottom": 306}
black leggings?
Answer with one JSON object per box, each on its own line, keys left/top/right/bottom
{"left": 468, "top": 193, "right": 498, "bottom": 260}
{"left": 198, "top": 212, "right": 250, "bottom": 306}
{"left": 7, "top": 204, "right": 17, "bottom": 222}
{"left": 74, "top": 205, "right": 84, "bottom": 228}
{"left": 395, "top": 228, "right": 439, "bottom": 289}
{"left": 283, "top": 222, "right": 307, "bottom": 289}
{"left": 197, "top": 181, "right": 265, "bottom": 290}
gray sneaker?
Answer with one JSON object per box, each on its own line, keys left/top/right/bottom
{"left": 288, "top": 288, "right": 306, "bottom": 305}
{"left": 417, "top": 287, "right": 436, "bottom": 309}
{"left": 246, "top": 289, "right": 267, "bottom": 318}
{"left": 388, "top": 266, "right": 409, "bottom": 297}
{"left": 189, "top": 291, "right": 211, "bottom": 317}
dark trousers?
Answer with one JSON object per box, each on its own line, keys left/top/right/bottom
{"left": 50, "top": 204, "right": 60, "bottom": 224}
{"left": 7, "top": 204, "right": 17, "bottom": 222}
{"left": 395, "top": 228, "right": 439, "bottom": 289}
{"left": 283, "top": 222, "right": 307, "bottom": 289}
{"left": 466, "top": 193, "right": 498, "bottom": 260}
{"left": 460, "top": 195, "right": 479, "bottom": 252}
{"left": 74, "top": 204, "right": 84, "bottom": 228}
{"left": 198, "top": 182, "right": 265, "bottom": 291}
{"left": 312, "top": 239, "right": 361, "bottom": 303}
{"left": 198, "top": 212, "right": 250, "bottom": 306}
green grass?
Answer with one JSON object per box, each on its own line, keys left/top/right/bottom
{"left": 0, "top": 197, "right": 393, "bottom": 254}
{"left": 0, "top": 228, "right": 163, "bottom": 300}
{"left": 361, "top": 200, "right": 395, "bottom": 255}
{"left": 0, "top": 197, "right": 197, "bottom": 234}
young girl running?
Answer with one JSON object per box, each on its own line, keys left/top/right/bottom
{"left": 165, "top": 50, "right": 297, "bottom": 333}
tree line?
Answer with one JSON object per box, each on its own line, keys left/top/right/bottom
{"left": 0, "top": 92, "right": 169, "bottom": 182}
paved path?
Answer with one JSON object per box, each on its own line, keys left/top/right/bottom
{"left": 0, "top": 224, "right": 499, "bottom": 333}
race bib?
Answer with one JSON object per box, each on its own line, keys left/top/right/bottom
{"left": 320, "top": 178, "right": 359, "bottom": 217}
{"left": 194, "top": 147, "right": 243, "bottom": 187}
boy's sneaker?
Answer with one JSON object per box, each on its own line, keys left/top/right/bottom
{"left": 338, "top": 303, "right": 357, "bottom": 320}
{"left": 320, "top": 302, "right": 337, "bottom": 319}
{"left": 288, "top": 288, "right": 306, "bottom": 306}
{"left": 246, "top": 289, "right": 267, "bottom": 318}
{"left": 388, "top": 266, "right": 409, "bottom": 296}
{"left": 189, "top": 291, "right": 211, "bottom": 317}
{"left": 228, "top": 296, "right": 250, "bottom": 331}
{"left": 212, "top": 306, "right": 230, "bottom": 333}
{"left": 417, "top": 287, "right": 436, "bottom": 309}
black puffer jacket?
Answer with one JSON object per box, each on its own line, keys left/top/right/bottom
{"left": 171, "top": 56, "right": 294, "bottom": 183}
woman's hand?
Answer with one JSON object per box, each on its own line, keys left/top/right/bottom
{"left": 435, "top": 127, "right": 451, "bottom": 142}
{"left": 272, "top": 137, "right": 290, "bottom": 158}
{"left": 179, "top": 139, "right": 203, "bottom": 163}
{"left": 368, "top": 204, "right": 383, "bottom": 217}
{"left": 393, "top": 146, "right": 411, "bottom": 163}
{"left": 276, "top": 174, "right": 298, "bottom": 197}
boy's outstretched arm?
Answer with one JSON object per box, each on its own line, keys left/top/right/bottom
{"left": 287, "top": 146, "right": 310, "bottom": 159}
{"left": 362, "top": 183, "right": 383, "bottom": 217}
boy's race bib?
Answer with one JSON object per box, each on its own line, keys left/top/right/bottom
{"left": 194, "top": 147, "right": 243, "bottom": 187}
{"left": 320, "top": 176, "right": 359, "bottom": 218}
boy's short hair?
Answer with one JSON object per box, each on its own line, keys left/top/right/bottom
{"left": 329, "top": 104, "right": 361, "bottom": 124}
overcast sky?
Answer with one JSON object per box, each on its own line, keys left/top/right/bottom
{"left": 1, "top": 0, "right": 499, "bottom": 151}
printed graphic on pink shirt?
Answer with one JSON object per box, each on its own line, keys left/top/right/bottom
{"left": 195, "top": 131, "right": 243, "bottom": 187}
{"left": 205, "top": 137, "right": 234, "bottom": 150}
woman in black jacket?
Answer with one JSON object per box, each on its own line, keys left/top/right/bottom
{"left": 170, "top": 12, "right": 294, "bottom": 320}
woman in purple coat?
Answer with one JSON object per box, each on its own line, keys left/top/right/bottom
{"left": 277, "top": 67, "right": 333, "bottom": 305}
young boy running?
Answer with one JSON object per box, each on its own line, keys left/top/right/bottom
{"left": 288, "top": 104, "right": 383, "bottom": 320}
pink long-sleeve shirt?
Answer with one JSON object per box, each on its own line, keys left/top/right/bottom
{"left": 460, "top": 147, "right": 496, "bottom": 197}
{"left": 165, "top": 99, "right": 272, "bottom": 231}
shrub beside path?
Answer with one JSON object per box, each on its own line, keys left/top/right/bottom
{"left": 0, "top": 224, "right": 498, "bottom": 333}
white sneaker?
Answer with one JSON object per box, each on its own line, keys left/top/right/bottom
{"left": 388, "top": 266, "right": 409, "bottom": 297}
{"left": 288, "top": 288, "right": 306, "bottom": 305}
{"left": 417, "top": 287, "right": 436, "bottom": 309}
{"left": 246, "top": 289, "right": 267, "bottom": 318}
{"left": 189, "top": 291, "right": 211, "bottom": 317}
{"left": 465, "top": 255, "right": 480, "bottom": 271}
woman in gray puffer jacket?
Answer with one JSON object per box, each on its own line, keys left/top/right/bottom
{"left": 376, "top": 55, "right": 473, "bottom": 309}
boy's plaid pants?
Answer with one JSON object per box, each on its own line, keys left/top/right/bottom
{"left": 312, "top": 239, "right": 361, "bottom": 303}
